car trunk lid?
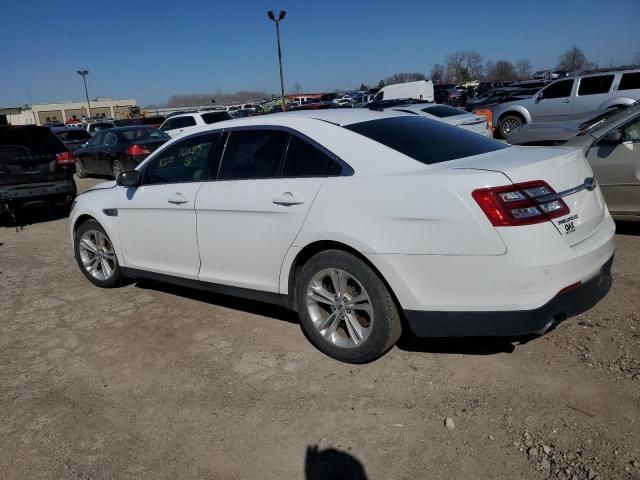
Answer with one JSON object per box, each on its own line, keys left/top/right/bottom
{"left": 449, "top": 146, "right": 606, "bottom": 246}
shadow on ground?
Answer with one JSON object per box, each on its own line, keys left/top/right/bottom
{"left": 615, "top": 220, "right": 640, "bottom": 236}
{"left": 305, "top": 445, "right": 368, "bottom": 480}
{"left": 0, "top": 205, "right": 70, "bottom": 229}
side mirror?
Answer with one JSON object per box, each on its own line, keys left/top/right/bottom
{"left": 601, "top": 130, "right": 622, "bottom": 145}
{"left": 116, "top": 170, "right": 141, "bottom": 187}
{"left": 536, "top": 91, "right": 544, "bottom": 100}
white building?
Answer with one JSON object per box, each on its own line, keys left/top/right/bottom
{"left": 1, "top": 98, "right": 137, "bottom": 126}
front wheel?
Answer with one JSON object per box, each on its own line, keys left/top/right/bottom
{"left": 295, "top": 249, "right": 401, "bottom": 363}
{"left": 499, "top": 114, "right": 524, "bottom": 138}
{"left": 74, "top": 219, "right": 124, "bottom": 288}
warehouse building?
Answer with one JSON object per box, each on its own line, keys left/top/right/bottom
{"left": 0, "top": 98, "right": 137, "bottom": 126}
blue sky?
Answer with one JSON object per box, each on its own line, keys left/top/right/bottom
{"left": 1, "top": 0, "right": 638, "bottom": 106}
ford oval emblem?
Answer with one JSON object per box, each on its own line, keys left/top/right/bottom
{"left": 584, "top": 177, "right": 596, "bottom": 191}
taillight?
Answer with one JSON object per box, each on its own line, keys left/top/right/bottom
{"left": 56, "top": 151, "right": 75, "bottom": 165}
{"left": 126, "top": 144, "right": 150, "bottom": 156}
{"left": 472, "top": 180, "right": 570, "bottom": 227}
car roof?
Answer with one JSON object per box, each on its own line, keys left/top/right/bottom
{"left": 104, "top": 125, "right": 160, "bottom": 133}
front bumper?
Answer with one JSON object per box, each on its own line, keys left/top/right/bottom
{"left": 404, "top": 255, "right": 613, "bottom": 337}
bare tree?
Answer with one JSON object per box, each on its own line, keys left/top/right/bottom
{"left": 463, "top": 51, "right": 484, "bottom": 80}
{"left": 486, "top": 60, "right": 517, "bottom": 82}
{"left": 484, "top": 60, "right": 495, "bottom": 81}
{"left": 516, "top": 59, "right": 532, "bottom": 79}
{"left": 292, "top": 82, "right": 302, "bottom": 94}
{"left": 446, "top": 51, "right": 466, "bottom": 82}
{"left": 557, "top": 46, "right": 592, "bottom": 72}
{"left": 633, "top": 52, "right": 640, "bottom": 66}
{"left": 384, "top": 72, "right": 426, "bottom": 85}
{"left": 430, "top": 63, "right": 445, "bottom": 82}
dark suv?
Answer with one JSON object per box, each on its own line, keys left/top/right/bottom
{"left": 1, "top": 126, "right": 76, "bottom": 219}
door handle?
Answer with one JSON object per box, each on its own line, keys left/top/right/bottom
{"left": 167, "top": 192, "right": 189, "bottom": 204}
{"left": 562, "top": 99, "right": 571, "bottom": 103}
{"left": 272, "top": 192, "right": 304, "bottom": 206}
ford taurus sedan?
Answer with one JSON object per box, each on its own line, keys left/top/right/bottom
{"left": 69, "top": 109, "right": 615, "bottom": 363}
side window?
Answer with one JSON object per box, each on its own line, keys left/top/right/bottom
{"left": 619, "top": 72, "right": 640, "bottom": 91}
{"left": 282, "top": 135, "right": 343, "bottom": 177}
{"left": 175, "top": 116, "right": 197, "bottom": 128}
{"left": 143, "top": 133, "right": 220, "bottom": 185}
{"left": 218, "top": 130, "right": 288, "bottom": 180}
{"left": 578, "top": 75, "right": 614, "bottom": 96}
{"left": 542, "top": 79, "right": 574, "bottom": 99}
{"left": 621, "top": 117, "right": 640, "bottom": 142}
{"left": 159, "top": 118, "right": 175, "bottom": 131}
{"left": 103, "top": 132, "right": 118, "bottom": 146}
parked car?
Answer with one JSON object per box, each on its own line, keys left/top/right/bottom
{"left": 51, "top": 126, "right": 92, "bottom": 151}
{"left": 434, "top": 83, "right": 462, "bottom": 106}
{"left": 465, "top": 87, "right": 538, "bottom": 112}
{"left": 159, "top": 111, "right": 232, "bottom": 137}
{"left": 563, "top": 103, "right": 640, "bottom": 221}
{"left": 386, "top": 103, "right": 491, "bottom": 136}
{"left": 1, "top": 125, "right": 76, "bottom": 218}
{"left": 506, "top": 105, "right": 633, "bottom": 146}
{"left": 114, "top": 116, "right": 166, "bottom": 128}
{"left": 70, "top": 109, "right": 613, "bottom": 363}
{"left": 371, "top": 80, "right": 434, "bottom": 103}
{"left": 74, "top": 126, "right": 170, "bottom": 178}
{"left": 87, "top": 121, "right": 116, "bottom": 135}
{"left": 492, "top": 68, "right": 640, "bottom": 138}
{"left": 534, "top": 70, "right": 558, "bottom": 81}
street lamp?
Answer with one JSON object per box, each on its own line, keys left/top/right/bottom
{"left": 267, "top": 10, "right": 287, "bottom": 111}
{"left": 76, "top": 69, "right": 92, "bottom": 119}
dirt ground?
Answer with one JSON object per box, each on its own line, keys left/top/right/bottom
{"left": 0, "top": 177, "right": 638, "bottom": 480}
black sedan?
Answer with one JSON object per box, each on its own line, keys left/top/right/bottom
{"left": 50, "top": 126, "right": 92, "bottom": 152}
{"left": 74, "top": 126, "right": 170, "bottom": 178}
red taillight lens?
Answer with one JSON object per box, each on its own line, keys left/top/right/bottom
{"left": 56, "top": 151, "right": 75, "bottom": 165}
{"left": 472, "top": 180, "right": 570, "bottom": 227}
{"left": 126, "top": 144, "right": 150, "bottom": 156}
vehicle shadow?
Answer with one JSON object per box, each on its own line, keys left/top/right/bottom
{"left": 134, "top": 278, "right": 298, "bottom": 324}
{"left": 395, "top": 334, "right": 528, "bottom": 355}
{"left": 0, "top": 205, "right": 70, "bottom": 229}
{"left": 304, "top": 445, "right": 368, "bottom": 480}
{"left": 615, "top": 220, "right": 640, "bottom": 236}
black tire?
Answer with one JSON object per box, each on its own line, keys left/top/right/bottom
{"left": 295, "top": 249, "right": 401, "bottom": 363}
{"left": 498, "top": 114, "right": 524, "bottom": 139}
{"left": 75, "top": 159, "right": 86, "bottom": 179}
{"left": 112, "top": 160, "right": 124, "bottom": 179}
{"left": 74, "top": 219, "right": 124, "bottom": 288}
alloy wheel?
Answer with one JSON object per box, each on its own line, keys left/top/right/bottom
{"left": 306, "top": 268, "right": 374, "bottom": 348}
{"left": 78, "top": 230, "right": 117, "bottom": 281}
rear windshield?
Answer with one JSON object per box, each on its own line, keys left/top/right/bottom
{"left": 201, "top": 112, "right": 231, "bottom": 124}
{"left": 344, "top": 116, "right": 507, "bottom": 165}
{"left": 55, "top": 129, "right": 91, "bottom": 141}
{"left": 120, "top": 128, "right": 169, "bottom": 141}
{"left": 421, "top": 105, "right": 466, "bottom": 118}
{"left": 0, "top": 127, "right": 66, "bottom": 154}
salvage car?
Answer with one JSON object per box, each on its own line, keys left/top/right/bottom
{"left": 564, "top": 103, "right": 640, "bottom": 221}
{"left": 74, "top": 126, "right": 169, "bottom": 178}
{"left": 159, "top": 111, "right": 232, "bottom": 137}
{"left": 70, "top": 109, "right": 614, "bottom": 363}
{"left": 1, "top": 125, "right": 76, "bottom": 218}
{"left": 385, "top": 102, "right": 491, "bottom": 136}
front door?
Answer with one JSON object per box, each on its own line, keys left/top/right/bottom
{"left": 196, "top": 129, "right": 344, "bottom": 293}
{"left": 116, "top": 132, "right": 221, "bottom": 278}
{"left": 529, "top": 79, "right": 575, "bottom": 121}
{"left": 588, "top": 115, "right": 640, "bottom": 216}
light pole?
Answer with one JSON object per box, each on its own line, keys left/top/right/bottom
{"left": 76, "top": 69, "right": 92, "bottom": 119}
{"left": 267, "top": 10, "right": 287, "bottom": 111}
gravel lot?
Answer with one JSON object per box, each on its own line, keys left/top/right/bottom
{"left": 1, "top": 177, "right": 639, "bottom": 480}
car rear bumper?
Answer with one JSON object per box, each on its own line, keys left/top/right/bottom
{"left": 0, "top": 179, "right": 76, "bottom": 204}
{"left": 403, "top": 254, "right": 613, "bottom": 337}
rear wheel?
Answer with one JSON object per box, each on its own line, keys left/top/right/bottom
{"left": 75, "top": 159, "right": 86, "bottom": 178}
{"left": 74, "top": 219, "right": 123, "bottom": 288}
{"left": 295, "top": 249, "right": 401, "bottom": 363}
{"left": 499, "top": 114, "right": 524, "bottom": 138}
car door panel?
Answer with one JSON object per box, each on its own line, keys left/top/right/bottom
{"left": 529, "top": 79, "right": 575, "bottom": 121}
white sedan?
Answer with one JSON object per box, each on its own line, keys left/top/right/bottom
{"left": 70, "top": 109, "right": 614, "bottom": 363}
{"left": 386, "top": 102, "right": 492, "bottom": 136}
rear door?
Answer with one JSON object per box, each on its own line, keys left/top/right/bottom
{"left": 587, "top": 115, "right": 640, "bottom": 216}
{"left": 529, "top": 79, "right": 575, "bottom": 121}
{"left": 572, "top": 75, "right": 615, "bottom": 114}
{"left": 196, "top": 129, "right": 342, "bottom": 292}
{"left": 76, "top": 132, "right": 104, "bottom": 174}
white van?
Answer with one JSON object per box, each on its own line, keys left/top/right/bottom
{"left": 372, "top": 80, "right": 434, "bottom": 102}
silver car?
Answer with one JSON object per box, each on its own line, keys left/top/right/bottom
{"left": 564, "top": 103, "right": 640, "bottom": 221}
{"left": 493, "top": 68, "right": 640, "bottom": 138}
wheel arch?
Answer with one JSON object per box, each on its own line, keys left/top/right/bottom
{"left": 285, "top": 240, "right": 404, "bottom": 318}
{"left": 73, "top": 213, "right": 98, "bottom": 233}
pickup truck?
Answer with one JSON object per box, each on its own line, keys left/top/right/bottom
{"left": 1, "top": 126, "right": 76, "bottom": 222}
